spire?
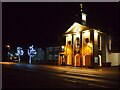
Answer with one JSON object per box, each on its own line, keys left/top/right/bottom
{"left": 80, "top": 4, "right": 87, "bottom": 26}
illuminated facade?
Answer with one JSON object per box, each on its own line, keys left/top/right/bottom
{"left": 58, "top": 22, "right": 112, "bottom": 67}
{"left": 58, "top": 4, "right": 112, "bottom": 67}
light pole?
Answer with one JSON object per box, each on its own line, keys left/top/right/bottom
{"left": 7, "top": 45, "right": 10, "bottom": 61}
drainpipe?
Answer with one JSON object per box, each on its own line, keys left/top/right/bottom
{"left": 90, "top": 29, "right": 94, "bottom": 67}
{"left": 72, "top": 34, "right": 74, "bottom": 66}
{"left": 80, "top": 31, "right": 82, "bottom": 66}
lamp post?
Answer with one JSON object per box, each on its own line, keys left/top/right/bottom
{"left": 7, "top": 45, "right": 10, "bottom": 61}
{"left": 7, "top": 45, "right": 10, "bottom": 50}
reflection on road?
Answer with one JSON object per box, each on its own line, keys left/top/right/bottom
{"left": 0, "top": 62, "right": 16, "bottom": 65}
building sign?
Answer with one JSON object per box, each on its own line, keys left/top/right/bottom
{"left": 94, "top": 57, "right": 98, "bottom": 63}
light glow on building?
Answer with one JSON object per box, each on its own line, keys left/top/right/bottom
{"left": 58, "top": 22, "right": 111, "bottom": 67}
{"left": 84, "top": 30, "right": 90, "bottom": 37}
{"left": 76, "top": 32, "right": 80, "bottom": 37}
{"left": 61, "top": 46, "right": 64, "bottom": 51}
{"left": 67, "top": 34, "right": 72, "bottom": 41}
{"left": 94, "top": 30, "right": 98, "bottom": 41}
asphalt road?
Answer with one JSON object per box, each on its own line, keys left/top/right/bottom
{"left": 2, "top": 62, "right": 120, "bottom": 88}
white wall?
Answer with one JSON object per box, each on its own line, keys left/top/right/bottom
{"left": 110, "top": 53, "right": 120, "bottom": 66}
{"left": 106, "top": 44, "right": 109, "bottom": 62}
{"left": 118, "top": 53, "right": 120, "bottom": 65}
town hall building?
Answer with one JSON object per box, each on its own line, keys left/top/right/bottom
{"left": 58, "top": 4, "right": 112, "bottom": 67}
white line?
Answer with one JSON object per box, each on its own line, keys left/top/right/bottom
{"left": 88, "top": 83, "right": 107, "bottom": 88}
{"left": 56, "top": 73, "right": 118, "bottom": 85}
{"left": 64, "top": 78, "right": 77, "bottom": 83}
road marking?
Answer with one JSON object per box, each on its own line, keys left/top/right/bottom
{"left": 66, "top": 72, "right": 106, "bottom": 78}
{"left": 64, "top": 78, "right": 77, "bottom": 83}
{"left": 57, "top": 74, "right": 96, "bottom": 81}
{"left": 56, "top": 73, "right": 119, "bottom": 87}
{"left": 88, "top": 83, "right": 107, "bottom": 88}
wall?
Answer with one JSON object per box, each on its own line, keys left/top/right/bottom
{"left": 82, "top": 30, "right": 91, "bottom": 56}
{"left": 101, "top": 34, "right": 106, "bottom": 63}
{"left": 110, "top": 53, "right": 120, "bottom": 66}
{"left": 94, "top": 30, "right": 98, "bottom": 57}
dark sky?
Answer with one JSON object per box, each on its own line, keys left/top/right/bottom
{"left": 2, "top": 2, "right": 119, "bottom": 51}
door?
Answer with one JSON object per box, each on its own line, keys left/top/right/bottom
{"left": 74, "top": 54, "right": 80, "bottom": 66}
{"left": 67, "top": 54, "right": 72, "bottom": 65}
{"left": 60, "top": 55, "right": 64, "bottom": 65}
{"left": 85, "top": 55, "right": 91, "bottom": 67}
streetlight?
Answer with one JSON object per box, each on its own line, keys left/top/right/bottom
{"left": 61, "top": 45, "right": 64, "bottom": 51}
{"left": 6, "top": 45, "right": 10, "bottom": 61}
{"left": 7, "top": 44, "right": 10, "bottom": 49}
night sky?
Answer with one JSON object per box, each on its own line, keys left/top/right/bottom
{"left": 2, "top": 2, "right": 119, "bottom": 52}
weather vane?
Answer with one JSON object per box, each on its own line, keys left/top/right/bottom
{"left": 80, "top": 4, "right": 83, "bottom": 12}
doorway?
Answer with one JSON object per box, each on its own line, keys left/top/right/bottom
{"left": 85, "top": 55, "right": 91, "bottom": 67}
{"left": 60, "top": 54, "right": 67, "bottom": 66}
{"left": 74, "top": 54, "right": 80, "bottom": 66}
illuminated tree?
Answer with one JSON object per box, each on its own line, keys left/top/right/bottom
{"left": 15, "top": 47, "right": 24, "bottom": 62}
{"left": 27, "top": 45, "right": 37, "bottom": 64}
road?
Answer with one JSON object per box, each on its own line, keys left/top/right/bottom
{"left": 1, "top": 62, "right": 120, "bottom": 88}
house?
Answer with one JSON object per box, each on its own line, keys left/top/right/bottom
{"left": 32, "top": 48, "right": 45, "bottom": 64}
{"left": 45, "top": 46, "right": 63, "bottom": 65}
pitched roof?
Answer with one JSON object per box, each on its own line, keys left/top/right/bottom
{"left": 65, "top": 22, "right": 90, "bottom": 35}
{"left": 64, "top": 22, "right": 104, "bottom": 35}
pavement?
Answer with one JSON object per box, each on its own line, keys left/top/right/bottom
{"left": 40, "top": 64, "right": 119, "bottom": 74}
{"left": 39, "top": 64, "right": 120, "bottom": 87}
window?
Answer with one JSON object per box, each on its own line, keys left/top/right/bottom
{"left": 98, "top": 34, "right": 101, "bottom": 50}
{"left": 76, "top": 37, "right": 80, "bottom": 47}
{"left": 68, "top": 41, "right": 71, "bottom": 45}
